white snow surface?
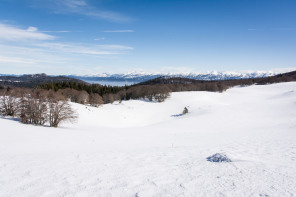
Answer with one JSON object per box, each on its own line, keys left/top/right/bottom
{"left": 1, "top": 82, "right": 296, "bottom": 197}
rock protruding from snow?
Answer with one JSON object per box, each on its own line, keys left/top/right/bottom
{"left": 207, "top": 153, "right": 232, "bottom": 162}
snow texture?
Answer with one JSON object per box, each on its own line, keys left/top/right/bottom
{"left": 207, "top": 153, "right": 232, "bottom": 162}
{"left": 1, "top": 82, "right": 296, "bottom": 196}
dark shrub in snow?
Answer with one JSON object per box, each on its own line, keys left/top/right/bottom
{"left": 183, "top": 107, "right": 188, "bottom": 114}
{"left": 207, "top": 153, "right": 231, "bottom": 162}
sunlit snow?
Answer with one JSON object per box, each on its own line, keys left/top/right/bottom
{"left": 0, "top": 82, "right": 296, "bottom": 196}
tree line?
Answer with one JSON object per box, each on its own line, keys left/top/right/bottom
{"left": 38, "top": 81, "right": 125, "bottom": 95}
{"left": 38, "top": 82, "right": 171, "bottom": 103}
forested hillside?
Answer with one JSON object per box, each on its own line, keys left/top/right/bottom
{"left": 0, "top": 73, "right": 85, "bottom": 88}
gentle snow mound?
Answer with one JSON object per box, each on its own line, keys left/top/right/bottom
{"left": 207, "top": 153, "right": 232, "bottom": 162}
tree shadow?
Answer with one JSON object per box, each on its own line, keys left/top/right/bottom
{"left": 0, "top": 116, "right": 51, "bottom": 128}
{"left": 171, "top": 113, "right": 184, "bottom": 117}
{"left": 138, "top": 99, "right": 159, "bottom": 103}
{"left": 0, "top": 116, "right": 21, "bottom": 122}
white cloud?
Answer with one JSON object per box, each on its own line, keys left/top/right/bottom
{"left": 76, "top": 49, "right": 114, "bottom": 55}
{"left": 0, "top": 22, "right": 133, "bottom": 57}
{"left": 63, "top": 0, "right": 87, "bottom": 8}
{"left": 30, "top": 0, "right": 132, "bottom": 23}
{"left": 0, "top": 24, "right": 55, "bottom": 41}
{"left": 0, "top": 22, "right": 134, "bottom": 74}
{"left": 94, "top": 37, "right": 105, "bottom": 41}
{"left": 0, "top": 44, "right": 68, "bottom": 64}
{"left": 0, "top": 40, "right": 133, "bottom": 75}
{"left": 27, "top": 26, "right": 38, "bottom": 32}
{"left": 33, "top": 42, "right": 133, "bottom": 55}
{"left": 0, "top": 56, "right": 37, "bottom": 64}
{"left": 103, "top": 30, "right": 134, "bottom": 33}
{"left": 85, "top": 10, "right": 132, "bottom": 23}
{"left": 97, "top": 45, "right": 133, "bottom": 50}
{"left": 41, "top": 30, "right": 76, "bottom": 33}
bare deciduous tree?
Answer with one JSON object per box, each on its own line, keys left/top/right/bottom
{"left": 0, "top": 89, "right": 20, "bottom": 117}
{"left": 76, "top": 90, "right": 89, "bottom": 104}
{"left": 89, "top": 93, "right": 104, "bottom": 107}
{"left": 102, "top": 93, "right": 115, "bottom": 104}
{"left": 58, "top": 88, "right": 89, "bottom": 104}
{"left": 48, "top": 99, "right": 78, "bottom": 128}
{"left": 19, "top": 89, "right": 48, "bottom": 125}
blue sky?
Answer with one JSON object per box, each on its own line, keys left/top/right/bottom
{"left": 0, "top": 0, "right": 295, "bottom": 75}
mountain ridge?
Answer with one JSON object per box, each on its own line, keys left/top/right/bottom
{"left": 67, "top": 70, "right": 280, "bottom": 83}
{"left": 1, "top": 69, "right": 295, "bottom": 86}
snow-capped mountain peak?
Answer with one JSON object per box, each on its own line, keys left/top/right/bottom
{"left": 66, "top": 69, "right": 294, "bottom": 86}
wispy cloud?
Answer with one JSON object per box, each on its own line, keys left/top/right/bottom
{"left": 30, "top": 0, "right": 132, "bottom": 23}
{"left": 0, "top": 23, "right": 133, "bottom": 56}
{"left": 0, "top": 56, "right": 37, "bottom": 64}
{"left": 103, "top": 30, "right": 134, "bottom": 33}
{"left": 63, "top": 0, "right": 87, "bottom": 8}
{"left": 0, "top": 44, "right": 69, "bottom": 65}
{"left": 33, "top": 42, "right": 133, "bottom": 55}
{"left": 97, "top": 45, "right": 134, "bottom": 50}
{"left": 41, "top": 30, "right": 82, "bottom": 33}
{"left": 94, "top": 37, "right": 105, "bottom": 41}
{"left": 0, "top": 23, "right": 55, "bottom": 41}
{"left": 0, "top": 22, "right": 134, "bottom": 74}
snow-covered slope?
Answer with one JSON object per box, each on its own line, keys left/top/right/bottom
{"left": 1, "top": 82, "right": 296, "bottom": 196}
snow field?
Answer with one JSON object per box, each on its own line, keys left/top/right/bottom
{"left": 0, "top": 82, "right": 296, "bottom": 196}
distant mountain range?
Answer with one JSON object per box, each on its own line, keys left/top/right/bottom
{"left": 67, "top": 70, "right": 279, "bottom": 83}
{"left": 1, "top": 70, "right": 295, "bottom": 87}
{"left": 138, "top": 70, "right": 296, "bottom": 86}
